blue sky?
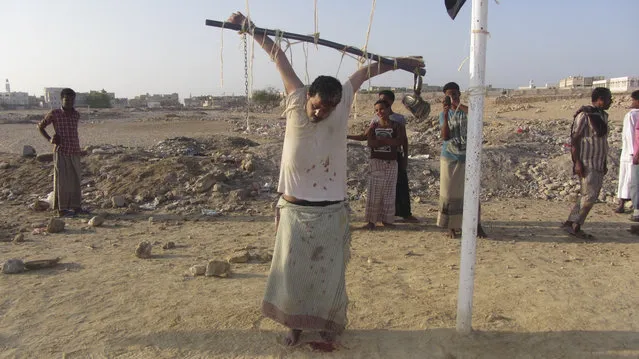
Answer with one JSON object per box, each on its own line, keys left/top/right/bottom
{"left": 1, "top": 0, "right": 637, "bottom": 100}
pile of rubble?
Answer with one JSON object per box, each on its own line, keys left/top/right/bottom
{"left": 0, "top": 109, "right": 626, "bottom": 221}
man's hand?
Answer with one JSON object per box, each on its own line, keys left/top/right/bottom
{"left": 51, "top": 134, "right": 61, "bottom": 145}
{"left": 443, "top": 96, "right": 452, "bottom": 112}
{"left": 573, "top": 160, "right": 585, "bottom": 178}
{"left": 227, "top": 11, "right": 254, "bottom": 34}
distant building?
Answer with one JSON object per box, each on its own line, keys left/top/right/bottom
{"left": 112, "top": 98, "right": 129, "bottom": 108}
{"left": 608, "top": 76, "right": 639, "bottom": 93}
{"left": 558, "top": 75, "right": 605, "bottom": 89}
{"left": 592, "top": 79, "right": 610, "bottom": 89}
{"left": 74, "top": 92, "right": 88, "bottom": 107}
{"left": 0, "top": 91, "right": 29, "bottom": 107}
{"left": 130, "top": 93, "right": 180, "bottom": 108}
{"left": 185, "top": 95, "right": 214, "bottom": 108}
{"left": 44, "top": 87, "right": 65, "bottom": 108}
{"left": 0, "top": 79, "right": 29, "bottom": 108}
{"left": 518, "top": 80, "right": 536, "bottom": 90}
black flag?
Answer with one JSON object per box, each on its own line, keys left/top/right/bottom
{"left": 446, "top": 0, "right": 467, "bottom": 20}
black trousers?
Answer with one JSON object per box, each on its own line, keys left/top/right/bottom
{"left": 395, "top": 165, "right": 413, "bottom": 217}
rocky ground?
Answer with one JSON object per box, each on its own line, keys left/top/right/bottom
{"left": 0, "top": 92, "right": 637, "bottom": 358}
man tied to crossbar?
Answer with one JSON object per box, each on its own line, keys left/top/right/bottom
{"left": 226, "top": 12, "right": 424, "bottom": 346}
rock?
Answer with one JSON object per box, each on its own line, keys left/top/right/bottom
{"left": 229, "top": 189, "right": 249, "bottom": 202}
{"left": 24, "top": 258, "right": 60, "bottom": 270}
{"left": 13, "top": 233, "right": 25, "bottom": 243}
{"left": 125, "top": 203, "right": 139, "bottom": 214}
{"left": 46, "top": 218, "right": 65, "bottom": 233}
{"left": 36, "top": 153, "right": 54, "bottom": 162}
{"left": 162, "top": 241, "right": 176, "bottom": 250}
{"left": 135, "top": 241, "right": 153, "bottom": 259}
{"left": 241, "top": 159, "right": 255, "bottom": 172}
{"left": 189, "top": 264, "right": 206, "bottom": 276}
{"left": 148, "top": 216, "right": 155, "bottom": 224}
{"left": 111, "top": 195, "right": 126, "bottom": 208}
{"left": 250, "top": 251, "right": 273, "bottom": 263}
{"left": 2, "top": 259, "right": 25, "bottom": 274}
{"left": 228, "top": 252, "right": 250, "bottom": 263}
{"left": 0, "top": 162, "right": 9, "bottom": 169}
{"left": 22, "top": 145, "right": 36, "bottom": 157}
{"left": 195, "top": 174, "right": 216, "bottom": 193}
{"left": 88, "top": 215, "right": 105, "bottom": 227}
{"left": 212, "top": 183, "right": 227, "bottom": 193}
{"left": 31, "top": 199, "right": 50, "bottom": 212}
{"left": 205, "top": 260, "right": 231, "bottom": 277}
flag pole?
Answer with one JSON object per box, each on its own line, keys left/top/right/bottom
{"left": 456, "top": 0, "right": 488, "bottom": 335}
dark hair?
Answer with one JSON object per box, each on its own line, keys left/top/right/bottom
{"left": 591, "top": 87, "right": 611, "bottom": 103}
{"left": 377, "top": 90, "right": 395, "bottom": 102}
{"left": 308, "top": 76, "right": 342, "bottom": 107}
{"left": 60, "top": 88, "right": 76, "bottom": 98}
{"left": 374, "top": 99, "right": 390, "bottom": 108}
{"left": 632, "top": 90, "right": 639, "bottom": 101}
{"left": 443, "top": 82, "right": 460, "bottom": 93}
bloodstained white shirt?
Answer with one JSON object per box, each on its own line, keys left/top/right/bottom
{"left": 277, "top": 81, "right": 354, "bottom": 201}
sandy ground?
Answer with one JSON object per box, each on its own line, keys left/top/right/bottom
{"left": 0, "top": 97, "right": 638, "bottom": 358}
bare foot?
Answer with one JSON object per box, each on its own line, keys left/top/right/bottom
{"left": 361, "top": 222, "right": 375, "bottom": 230}
{"left": 319, "top": 330, "right": 336, "bottom": 342}
{"left": 477, "top": 225, "right": 487, "bottom": 238}
{"left": 284, "top": 329, "right": 302, "bottom": 346}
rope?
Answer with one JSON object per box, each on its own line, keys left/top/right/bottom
{"left": 313, "top": 0, "right": 319, "bottom": 48}
{"left": 361, "top": 0, "right": 376, "bottom": 87}
{"left": 249, "top": 25, "right": 256, "bottom": 101}
{"left": 302, "top": 42, "right": 310, "bottom": 85}
{"left": 220, "top": 21, "right": 225, "bottom": 88}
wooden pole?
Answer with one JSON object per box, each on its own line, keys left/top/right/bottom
{"left": 205, "top": 19, "right": 425, "bottom": 76}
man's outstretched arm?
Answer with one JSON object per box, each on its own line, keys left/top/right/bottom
{"left": 227, "top": 12, "right": 303, "bottom": 95}
{"left": 348, "top": 57, "right": 424, "bottom": 93}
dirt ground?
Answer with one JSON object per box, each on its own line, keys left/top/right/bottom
{"left": 0, "top": 95, "right": 638, "bottom": 358}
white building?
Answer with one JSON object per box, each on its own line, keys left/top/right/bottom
{"left": 592, "top": 79, "right": 610, "bottom": 89}
{"left": 44, "top": 87, "right": 65, "bottom": 108}
{"left": 558, "top": 75, "right": 604, "bottom": 89}
{"left": 0, "top": 91, "right": 29, "bottom": 106}
{"left": 0, "top": 79, "right": 29, "bottom": 107}
{"left": 608, "top": 76, "right": 639, "bottom": 93}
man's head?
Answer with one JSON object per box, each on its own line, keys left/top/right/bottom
{"left": 443, "top": 82, "right": 461, "bottom": 106}
{"left": 591, "top": 87, "right": 612, "bottom": 110}
{"left": 631, "top": 90, "right": 639, "bottom": 109}
{"left": 378, "top": 90, "right": 395, "bottom": 106}
{"left": 306, "top": 76, "right": 342, "bottom": 122}
{"left": 61, "top": 88, "right": 76, "bottom": 110}
{"left": 374, "top": 99, "right": 391, "bottom": 119}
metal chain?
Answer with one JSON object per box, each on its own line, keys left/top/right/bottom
{"left": 243, "top": 33, "right": 250, "bottom": 132}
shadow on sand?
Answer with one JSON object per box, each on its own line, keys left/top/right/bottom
{"left": 106, "top": 327, "right": 639, "bottom": 358}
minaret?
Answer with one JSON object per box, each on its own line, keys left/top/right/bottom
{"left": 5, "top": 79, "right": 10, "bottom": 93}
